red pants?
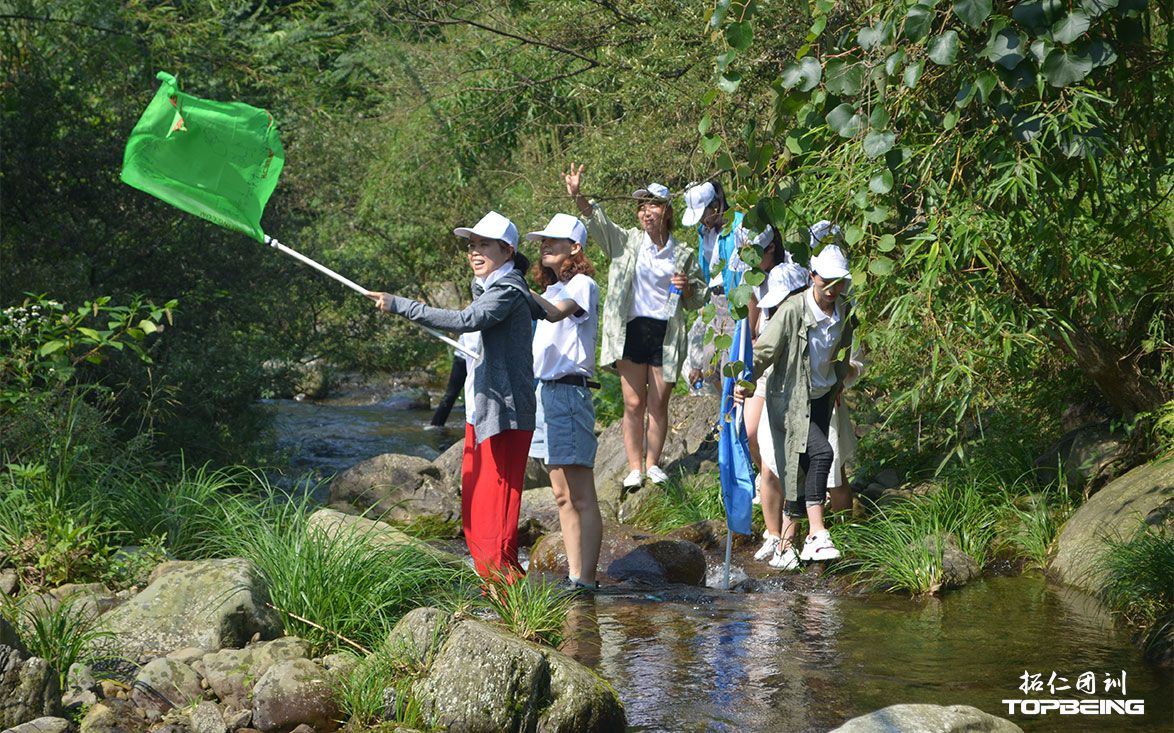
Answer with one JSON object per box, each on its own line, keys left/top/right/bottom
{"left": 461, "top": 424, "right": 532, "bottom": 578}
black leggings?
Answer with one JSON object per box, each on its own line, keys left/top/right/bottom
{"left": 430, "top": 355, "right": 467, "bottom": 427}
{"left": 798, "top": 392, "right": 835, "bottom": 507}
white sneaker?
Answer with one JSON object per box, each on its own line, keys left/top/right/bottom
{"left": 799, "top": 530, "right": 841, "bottom": 562}
{"left": 622, "top": 470, "right": 643, "bottom": 489}
{"left": 646, "top": 465, "right": 670, "bottom": 484}
{"left": 769, "top": 545, "right": 801, "bottom": 570}
{"left": 754, "top": 534, "right": 781, "bottom": 561}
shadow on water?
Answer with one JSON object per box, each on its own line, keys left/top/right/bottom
{"left": 562, "top": 576, "right": 1173, "bottom": 732}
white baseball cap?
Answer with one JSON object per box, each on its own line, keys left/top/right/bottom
{"left": 808, "top": 220, "right": 842, "bottom": 248}
{"left": 757, "top": 263, "right": 811, "bottom": 310}
{"left": 632, "top": 183, "right": 670, "bottom": 202}
{"left": 810, "top": 244, "right": 852, "bottom": 281}
{"left": 681, "top": 182, "right": 716, "bottom": 226}
{"left": 525, "top": 213, "right": 587, "bottom": 247}
{"left": 453, "top": 211, "right": 518, "bottom": 248}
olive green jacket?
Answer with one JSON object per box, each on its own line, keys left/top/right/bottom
{"left": 752, "top": 289, "right": 857, "bottom": 502}
{"left": 582, "top": 203, "right": 707, "bottom": 383}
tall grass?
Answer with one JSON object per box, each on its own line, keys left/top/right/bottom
{"left": 478, "top": 573, "right": 576, "bottom": 648}
{"left": 627, "top": 470, "right": 727, "bottom": 533}
{"left": 1097, "top": 523, "right": 1174, "bottom": 634}
{"left": 0, "top": 594, "right": 118, "bottom": 689}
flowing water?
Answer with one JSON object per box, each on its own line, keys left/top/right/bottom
{"left": 261, "top": 394, "right": 1173, "bottom": 732}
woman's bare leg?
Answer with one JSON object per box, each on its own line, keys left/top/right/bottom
{"left": 644, "top": 366, "right": 673, "bottom": 468}
{"left": 617, "top": 359, "right": 649, "bottom": 473}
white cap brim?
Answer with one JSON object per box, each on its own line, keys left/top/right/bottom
{"left": 681, "top": 206, "right": 704, "bottom": 227}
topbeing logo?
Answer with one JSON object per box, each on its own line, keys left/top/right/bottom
{"left": 1003, "top": 699, "right": 1145, "bottom": 715}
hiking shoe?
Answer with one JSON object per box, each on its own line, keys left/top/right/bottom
{"left": 799, "top": 530, "right": 841, "bottom": 562}
{"left": 769, "top": 545, "right": 801, "bottom": 570}
{"left": 753, "top": 533, "right": 781, "bottom": 561}
{"left": 622, "top": 470, "right": 644, "bottom": 489}
{"left": 646, "top": 465, "right": 670, "bottom": 484}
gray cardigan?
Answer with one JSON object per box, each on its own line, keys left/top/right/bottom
{"left": 384, "top": 264, "right": 544, "bottom": 444}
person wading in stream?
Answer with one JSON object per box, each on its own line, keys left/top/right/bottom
{"left": 735, "top": 243, "right": 858, "bottom": 564}
{"left": 526, "top": 213, "right": 603, "bottom": 593}
{"left": 368, "top": 211, "right": 544, "bottom": 579}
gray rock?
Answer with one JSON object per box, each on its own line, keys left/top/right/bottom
{"left": 386, "top": 608, "right": 450, "bottom": 668}
{"left": 187, "top": 701, "right": 226, "bottom": 733}
{"left": 20, "top": 583, "right": 119, "bottom": 622}
{"left": 250, "top": 659, "right": 339, "bottom": 733}
{"left": 433, "top": 440, "right": 552, "bottom": 495}
{"left": 536, "top": 649, "right": 626, "bottom": 733}
{"left": 0, "top": 568, "right": 18, "bottom": 596}
{"left": 1, "top": 615, "right": 27, "bottom": 653}
{"left": 200, "top": 648, "right": 256, "bottom": 710}
{"left": 607, "top": 539, "right": 707, "bottom": 586}
{"left": 1033, "top": 423, "right": 1127, "bottom": 491}
{"left": 927, "top": 535, "right": 981, "bottom": 593}
{"left": 305, "top": 508, "right": 461, "bottom": 566}
{"left": 166, "top": 647, "right": 210, "bottom": 666}
{"left": 79, "top": 699, "right": 148, "bottom": 733}
{"left": 4, "top": 716, "right": 71, "bottom": 733}
{"left": 222, "top": 707, "right": 252, "bottom": 730}
{"left": 62, "top": 662, "right": 99, "bottom": 710}
{"left": 0, "top": 634, "right": 62, "bottom": 729}
{"left": 328, "top": 453, "right": 458, "bottom": 522}
{"left": 99, "top": 559, "right": 282, "bottom": 658}
{"left": 1051, "top": 458, "right": 1174, "bottom": 593}
{"left": 318, "top": 653, "right": 358, "bottom": 678}
{"left": 412, "top": 620, "right": 549, "bottom": 733}
{"left": 519, "top": 488, "right": 562, "bottom": 539}
{"left": 131, "top": 658, "right": 202, "bottom": 715}
{"left": 830, "top": 703, "right": 1023, "bottom": 732}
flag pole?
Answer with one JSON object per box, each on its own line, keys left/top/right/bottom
{"left": 723, "top": 528, "right": 732, "bottom": 591}
{"left": 264, "top": 235, "right": 480, "bottom": 361}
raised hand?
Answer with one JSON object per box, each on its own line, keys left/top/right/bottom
{"left": 564, "top": 163, "right": 585, "bottom": 198}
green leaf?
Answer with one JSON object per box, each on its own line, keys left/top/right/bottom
{"left": 877, "top": 234, "right": 897, "bottom": 252}
{"left": 138, "top": 319, "right": 159, "bottom": 334}
{"left": 698, "top": 114, "right": 712, "bottom": 136}
{"left": 1050, "top": 12, "right": 1091, "bottom": 44}
{"left": 38, "top": 340, "right": 65, "bottom": 357}
{"left": 1013, "top": 0, "right": 1064, "bottom": 34}
{"left": 728, "top": 283, "right": 753, "bottom": 310}
{"left": 870, "top": 170, "right": 895, "bottom": 194}
{"left": 953, "top": 0, "right": 992, "bottom": 28}
{"left": 779, "top": 57, "right": 822, "bottom": 92}
{"left": 1031, "top": 38, "right": 1053, "bottom": 64}
{"left": 808, "top": 16, "right": 827, "bottom": 38}
{"left": 858, "top": 23, "right": 886, "bottom": 49}
{"left": 726, "top": 21, "right": 754, "bottom": 51}
{"left": 984, "top": 28, "right": 1027, "bottom": 70}
{"left": 884, "top": 49, "right": 906, "bottom": 77}
{"left": 77, "top": 327, "right": 103, "bottom": 341}
{"left": 844, "top": 224, "right": 865, "bottom": 245}
{"left": 928, "top": 31, "right": 961, "bottom": 65}
{"left": 904, "top": 4, "right": 935, "bottom": 42}
{"left": 744, "top": 270, "right": 766, "bottom": 286}
{"left": 863, "top": 205, "right": 890, "bottom": 223}
{"left": 869, "top": 106, "right": 891, "bottom": 130}
{"left": 903, "top": 60, "right": 925, "bottom": 88}
{"left": 710, "top": 0, "right": 732, "bottom": 29}
{"left": 943, "top": 109, "right": 960, "bottom": 130}
{"left": 1083, "top": 38, "right": 1117, "bottom": 67}
{"left": 826, "top": 104, "right": 866, "bottom": 138}
{"left": 716, "top": 152, "right": 735, "bottom": 170}
{"left": 716, "top": 49, "right": 736, "bottom": 71}
{"left": 869, "top": 256, "right": 896, "bottom": 275}
{"left": 1041, "top": 47, "right": 1094, "bottom": 87}
{"left": 700, "top": 135, "right": 721, "bottom": 155}
{"left": 1081, "top": 0, "right": 1118, "bottom": 17}
{"left": 853, "top": 189, "right": 869, "bottom": 209}
{"left": 702, "top": 89, "right": 719, "bottom": 105}
{"left": 717, "top": 71, "right": 742, "bottom": 93}
{"left": 955, "top": 81, "right": 977, "bottom": 107}
{"left": 863, "top": 130, "right": 896, "bottom": 158}
{"left": 824, "top": 60, "right": 864, "bottom": 96}
{"left": 974, "top": 71, "right": 999, "bottom": 102}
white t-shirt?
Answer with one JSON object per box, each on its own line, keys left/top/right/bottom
{"left": 805, "top": 286, "right": 846, "bottom": 400}
{"left": 628, "top": 233, "right": 676, "bottom": 320}
{"left": 533, "top": 274, "right": 599, "bottom": 380}
{"left": 463, "top": 261, "right": 514, "bottom": 424}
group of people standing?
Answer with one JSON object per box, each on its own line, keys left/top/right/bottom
{"left": 368, "top": 163, "right": 860, "bottom": 586}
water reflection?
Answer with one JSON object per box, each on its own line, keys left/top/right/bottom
{"left": 562, "top": 578, "right": 1173, "bottom": 732}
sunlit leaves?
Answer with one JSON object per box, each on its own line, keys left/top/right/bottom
{"left": 863, "top": 130, "right": 897, "bottom": 158}
{"left": 779, "top": 57, "right": 822, "bottom": 92}
{"left": 904, "top": 4, "right": 935, "bottom": 42}
{"left": 826, "top": 103, "right": 866, "bottom": 137}
{"left": 868, "top": 256, "right": 895, "bottom": 275}
{"left": 928, "top": 31, "right": 961, "bottom": 65}
{"left": 952, "top": 0, "right": 992, "bottom": 28}
{"left": 825, "top": 59, "right": 864, "bottom": 95}
{"left": 903, "top": 60, "right": 925, "bottom": 88}
{"left": 1050, "top": 12, "right": 1092, "bottom": 44}
{"left": 726, "top": 21, "right": 753, "bottom": 50}
{"left": 1041, "top": 48, "right": 1094, "bottom": 86}
{"left": 870, "top": 169, "right": 895, "bottom": 194}
{"left": 984, "top": 28, "right": 1027, "bottom": 70}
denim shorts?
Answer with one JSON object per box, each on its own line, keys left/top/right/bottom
{"left": 529, "top": 381, "right": 597, "bottom": 467}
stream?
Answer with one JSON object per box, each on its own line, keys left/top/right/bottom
{"left": 260, "top": 394, "right": 1173, "bottom": 732}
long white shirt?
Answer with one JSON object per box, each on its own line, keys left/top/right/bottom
{"left": 805, "top": 286, "right": 845, "bottom": 400}
{"left": 533, "top": 274, "right": 599, "bottom": 380}
{"left": 628, "top": 233, "right": 676, "bottom": 320}
{"left": 462, "top": 261, "right": 514, "bottom": 424}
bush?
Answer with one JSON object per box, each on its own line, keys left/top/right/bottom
{"left": 1097, "top": 522, "right": 1174, "bottom": 653}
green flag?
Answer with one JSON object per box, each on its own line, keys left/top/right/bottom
{"left": 121, "top": 71, "right": 284, "bottom": 242}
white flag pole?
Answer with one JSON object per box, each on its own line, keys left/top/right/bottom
{"left": 264, "top": 235, "right": 481, "bottom": 361}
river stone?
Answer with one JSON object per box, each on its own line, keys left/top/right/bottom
{"left": 0, "top": 628, "right": 62, "bottom": 729}
{"left": 20, "top": 582, "right": 120, "bottom": 621}
{"left": 1033, "top": 422, "right": 1127, "bottom": 491}
{"left": 99, "top": 559, "right": 282, "bottom": 658}
{"left": 1, "top": 615, "right": 26, "bottom": 652}
{"left": 1, "top": 568, "right": 19, "bottom": 596}
{"left": 63, "top": 662, "right": 99, "bottom": 711}
{"left": 305, "top": 508, "right": 462, "bottom": 567}
{"left": 387, "top": 607, "right": 451, "bottom": 667}
{"left": 412, "top": 620, "right": 549, "bottom": 733}
{"left": 926, "top": 534, "right": 981, "bottom": 593}
{"left": 79, "top": 699, "right": 148, "bottom": 733}
{"left": 830, "top": 703, "right": 1023, "bottom": 732}
{"left": 607, "top": 539, "right": 706, "bottom": 586}
{"left": 531, "top": 522, "right": 705, "bottom": 585}
{"left": 520, "top": 487, "right": 562, "bottom": 538}
{"left": 329, "top": 452, "right": 458, "bottom": 522}
{"left": 5, "top": 717, "right": 71, "bottom": 733}
{"left": 131, "top": 658, "right": 202, "bottom": 715}
{"left": 1051, "top": 458, "right": 1174, "bottom": 593}
{"left": 187, "top": 701, "right": 226, "bottom": 733}
{"left": 250, "top": 658, "right": 340, "bottom": 733}
{"left": 201, "top": 647, "right": 256, "bottom": 709}
{"left": 536, "top": 648, "right": 626, "bottom": 733}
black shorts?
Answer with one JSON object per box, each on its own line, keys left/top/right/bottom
{"left": 622, "top": 316, "right": 667, "bottom": 367}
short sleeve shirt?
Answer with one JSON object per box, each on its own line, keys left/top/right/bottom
{"left": 533, "top": 274, "right": 599, "bottom": 380}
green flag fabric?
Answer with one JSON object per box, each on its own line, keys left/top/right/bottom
{"left": 121, "top": 71, "right": 284, "bottom": 242}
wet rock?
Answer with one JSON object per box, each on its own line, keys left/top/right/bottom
{"left": 1033, "top": 422, "right": 1128, "bottom": 492}
{"left": 131, "top": 658, "right": 202, "bottom": 716}
{"left": 305, "top": 508, "right": 461, "bottom": 566}
{"left": 99, "top": 559, "right": 282, "bottom": 658}
{"left": 5, "top": 716, "right": 71, "bottom": 733}
{"left": 329, "top": 453, "right": 457, "bottom": 522}
{"left": 667, "top": 519, "right": 725, "bottom": 551}
{"left": 250, "top": 658, "right": 339, "bottom": 733}
{"left": 80, "top": 699, "right": 148, "bottom": 733}
{"left": 830, "top": 703, "right": 1022, "bottom": 732}
{"left": 1051, "top": 458, "right": 1174, "bottom": 594}
{"left": 607, "top": 539, "right": 706, "bottom": 586}
{"left": 538, "top": 648, "right": 626, "bottom": 733}
{"left": 1, "top": 618, "right": 62, "bottom": 728}
{"left": 380, "top": 386, "right": 432, "bottom": 410}
{"left": 705, "top": 563, "right": 754, "bottom": 591}
{"left": 926, "top": 535, "right": 981, "bottom": 593}
{"left": 187, "top": 701, "right": 226, "bottom": 733}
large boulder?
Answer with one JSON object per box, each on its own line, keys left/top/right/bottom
{"left": 830, "top": 704, "right": 1022, "bottom": 732}
{"left": 329, "top": 452, "right": 458, "bottom": 522}
{"left": 251, "top": 658, "right": 340, "bottom": 733}
{"left": 1, "top": 617, "right": 62, "bottom": 729}
{"left": 538, "top": 649, "right": 627, "bottom": 733}
{"left": 99, "top": 558, "right": 283, "bottom": 658}
{"left": 530, "top": 523, "right": 706, "bottom": 586}
{"left": 1050, "top": 458, "right": 1174, "bottom": 593}
{"left": 305, "top": 508, "right": 462, "bottom": 565}
{"left": 5, "top": 717, "right": 71, "bottom": 733}
{"left": 1033, "top": 423, "right": 1128, "bottom": 491}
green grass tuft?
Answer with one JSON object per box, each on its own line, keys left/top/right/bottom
{"left": 626, "top": 470, "right": 727, "bottom": 534}
{"left": 478, "top": 573, "right": 576, "bottom": 648}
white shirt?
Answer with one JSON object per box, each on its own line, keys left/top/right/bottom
{"left": 533, "top": 274, "right": 599, "bottom": 380}
{"left": 463, "top": 261, "right": 515, "bottom": 424}
{"left": 805, "top": 286, "right": 845, "bottom": 399}
{"left": 628, "top": 233, "right": 677, "bottom": 320}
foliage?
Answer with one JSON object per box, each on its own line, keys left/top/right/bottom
{"left": 336, "top": 626, "right": 443, "bottom": 729}
{"left": 477, "top": 573, "right": 576, "bottom": 648}
{"left": 1097, "top": 521, "right": 1174, "bottom": 628}
{"left": 626, "top": 470, "right": 728, "bottom": 533}
{"left": 0, "top": 594, "right": 119, "bottom": 690}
